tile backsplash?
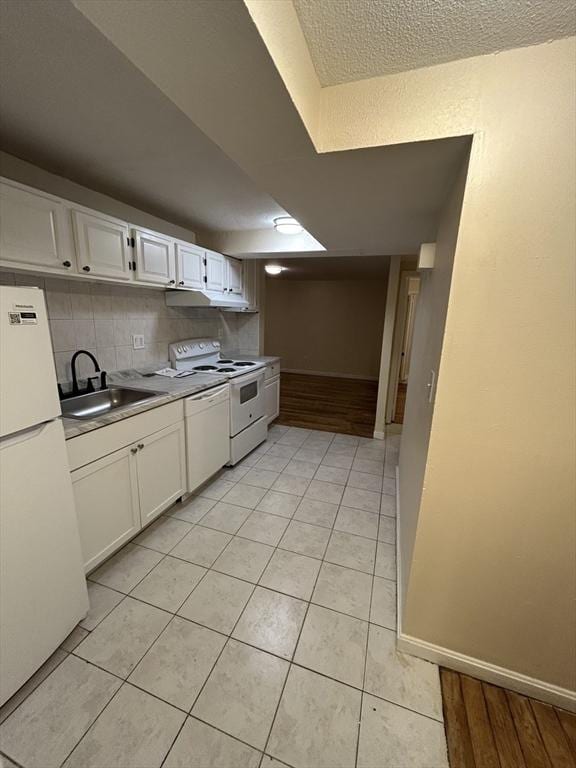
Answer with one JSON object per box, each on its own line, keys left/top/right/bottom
{"left": 0, "top": 271, "right": 260, "bottom": 382}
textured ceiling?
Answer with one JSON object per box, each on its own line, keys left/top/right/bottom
{"left": 293, "top": 0, "right": 576, "bottom": 85}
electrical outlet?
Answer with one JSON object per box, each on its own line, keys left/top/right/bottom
{"left": 132, "top": 334, "right": 145, "bottom": 350}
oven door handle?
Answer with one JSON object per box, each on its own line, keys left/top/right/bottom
{"left": 230, "top": 369, "right": 265, "bottom": 388}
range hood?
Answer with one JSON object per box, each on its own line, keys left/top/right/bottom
{"left": 165, "top": 289, "right": 249, "bottom": 310}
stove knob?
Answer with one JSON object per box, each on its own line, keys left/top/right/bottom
{"left": 199, "top": 343, "right": 205, "bottom": 349}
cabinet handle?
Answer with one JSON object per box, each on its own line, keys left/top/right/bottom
{"left": 82, "top": 265, "right": 91, "bottom": 272}
{"left": 62, "top": 260, "right": 71, "bottom": 268}
{"left": 137, "top": 443, "right": 144, "bottom": 450}
{"left": 178, "top": 281, "right": 184, "bottom": 286}
{"left": 169, "top": 279, "right": 175, "bottom": 285}
{"left": 130, "top": 447, "right": 138, "bottom": 454}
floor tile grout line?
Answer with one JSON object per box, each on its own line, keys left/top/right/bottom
{"left": 0, "top": 647, "right": 70, "bottom": 732}
{"left": 259, "top": 429, "right": 356, "bottom": 764}
{"left": 158, "top": 538, "right": 276, "bottom": 768}
{"left": 70, "top": 625, "right": 446, "bottom": 737}
{"left": 5, "top": 429, "right": 396, "bottom": 768}
{"left": 354, "top": 478, "right": 383, "bottom": 768}
{"left": 0, "top": 749, "right": 26, "bottom": 768}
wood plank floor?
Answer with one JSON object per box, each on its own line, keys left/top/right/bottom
{"left": 393, "top": 381, "right": 407, "bottom": 423}
{"left": 275, "top": 372, "right": 378, "bottom": 437}
{"left": 441, "top": 669, "right": 576, "bottom": 768}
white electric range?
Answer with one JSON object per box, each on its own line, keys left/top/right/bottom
{"left": 169, "top": 339, "right": 267, "bottom": 464}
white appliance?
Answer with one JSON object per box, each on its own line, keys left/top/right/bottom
{"left": 169, "top": 339, "right": 267, "bottom": 464}
{"left": 0, "top": 286, "right": 88, "bottom": 706}
{"left": 185, "top": 383, "right": 230, "bottom": 492}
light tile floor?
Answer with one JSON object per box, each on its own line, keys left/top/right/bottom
{"left": 0, "top": 426, "right": 448, "bottom": 768}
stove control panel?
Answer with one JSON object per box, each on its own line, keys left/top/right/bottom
{"left": 171, "top": 338, "right": 221, "bottom": 360}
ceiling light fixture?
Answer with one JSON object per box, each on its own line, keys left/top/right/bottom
{"left": 265, "top": 265, "right": 285, "bottom": 276}
{"left": 273, "top": 216, "right": 303, "bottom": 235}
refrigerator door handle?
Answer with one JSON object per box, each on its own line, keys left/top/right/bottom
{"left": 0, "top": 420, "right": 52, "bottom": 449}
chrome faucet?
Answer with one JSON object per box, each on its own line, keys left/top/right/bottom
{"left": 70, "top": 350, "right": 107, "bottom": 396}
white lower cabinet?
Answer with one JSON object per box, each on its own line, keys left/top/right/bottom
{"left": 136, "top": 422, "right": 186, "bottom": 526}
{"left": 71, "top": 419, "right": 186, "bottom": 572}
{"left": 265, "top": 375, "right": 280, "bottom": 424}
{"left": 71, "top": 446, "right": 140, "bottom": 573}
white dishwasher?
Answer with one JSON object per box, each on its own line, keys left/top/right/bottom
{"left": 185, "top": 383, "right": 230, "bottom": 493}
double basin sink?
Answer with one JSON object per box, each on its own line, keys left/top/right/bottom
{"left": 61, "top": 386, "right": 163, "bottom": 420}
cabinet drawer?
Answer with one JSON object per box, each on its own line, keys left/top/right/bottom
{"left": 67, "top": 400, "right": 183, "bottom": 471}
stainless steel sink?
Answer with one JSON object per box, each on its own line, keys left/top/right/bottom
{"left": 60, "top": 386, "right": 163, "bottom": 420}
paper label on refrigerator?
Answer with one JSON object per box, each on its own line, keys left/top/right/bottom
{"left": 9, "top": 301, "right": 38, "bottom": 325}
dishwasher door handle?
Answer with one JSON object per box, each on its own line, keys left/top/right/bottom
{"left": 187, "top": 384, "right": 229, "bottom": 404}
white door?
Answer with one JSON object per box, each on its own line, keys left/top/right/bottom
{"left": 265, "top": 376, "right": 280, "bottom": 424}
{"left": 133, "top": 227, "right": 176, "bottom": 286}
{"left": 136, "top": 422, "right": 186, "bottom": 526}
{"left": 0, "top": 180, "right": 75, "bottom": 274}
{"left": 176, "top": 242, "right": 205, "bottom": 289}
{"left": 185, "top": 385, "right": 230, "bottom": 492}
{"left": 205, "top": 250, "right": 226, "bottom": 292}
{"left": 0, "top": 286, "right": 61, "bottom": 437}
{"left": 71, "top": 446, "right": 140, "bottom": 573}
{"left": 226, "top": 257, "right": 243, "bottom": 294}
{"left": 0, "top": 419, "right": 88, "bottom": 704}
{"left": 72, "top": 210, "right": 132, "bottom": 281}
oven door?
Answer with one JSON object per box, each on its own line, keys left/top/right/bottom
{"left": 229, "top": 368, "right": 266, "bottom": 437}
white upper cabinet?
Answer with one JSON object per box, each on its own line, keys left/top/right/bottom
{"left": 133, "top": 227, "right": 176, "bottom": 286}
{"left": 242, "top": 260, "right": 259, "bottom": 309}
{"left": 175, "top": 242, "right": 205, "bottom": 290}
{"left": 205, "top": 249, "right": 226, "bottom": 292}
{"left": 72, "top": 209, "right": 132, "bottom": 281}
{"left": 226, "top": 257, "right": 243, "bottom": 294}
{"left": 0, "top": 180, "right": 75, "bottom": 274}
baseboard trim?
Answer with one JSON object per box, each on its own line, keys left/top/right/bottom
{"left": 397, "top": 632, "right": 576, "bottom": 712}
{"left": 394, "top": 468, "right": 575, "bottom": 712}
{"left": 281, "top": 368, "right": 378, "bottom": 381}
{"left": 395, "top": 465, "right": 403, "bottom": 638}
{"left": 373, "top": 430, "right": 385, "bottom": 440}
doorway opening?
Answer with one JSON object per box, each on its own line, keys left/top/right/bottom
{"left": 386, "top": 272, "right": 420, "bottom": 425}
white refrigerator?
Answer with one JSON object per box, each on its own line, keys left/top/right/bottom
{"left": 0, "top": 285, "right": 88, "bottom": 705}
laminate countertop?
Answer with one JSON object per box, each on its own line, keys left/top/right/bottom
{"left": 224, "top": 354, "right": 280, "bottom": 366}
{"left": 62, "top": 367, "right": 228, "bottom": 440}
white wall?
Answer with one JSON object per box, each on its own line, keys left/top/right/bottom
{"left": 265, "top": 278, "right": 387, "bottom": 379}
{"left": 240, "top": 19, "right": 576, "bottom": 697}
{"left": 398, "top": 162, "right": 467, "bottom": 599}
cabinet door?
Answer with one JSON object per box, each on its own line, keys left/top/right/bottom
{"left": 205, "top": 250, "right": 226, "bottom": 292}
{"left": 242, "top": 260, "right": 259, "bottom": 310}
{"left": 72, "top": 210, "right": 132, "bottom": 280}
{"left": 0, "top": 181, "right": 75, "bottom": 274}
{"left": 265, "top": 376, "right": 280, "bottom": 424}
{"left": 136, "top": 422, "right": 186, "bottom": 526}
{"left": 133, "top": 228, "right": 176, "bottom": 286}
{"left": 71, "top": 447, "right": 140, "bottom": 573}
{"left": 176, "top": 242, "right": 205, "bottom": 289}
{"left": 226, "top": 257, "right": 243, "bottom": 294}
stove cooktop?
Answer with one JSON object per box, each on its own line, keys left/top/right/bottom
{"left": 169, "top": 339, "right": 265, "bottom": 379}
